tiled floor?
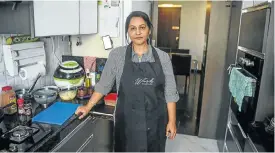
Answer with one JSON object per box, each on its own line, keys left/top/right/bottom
{"left": 167, "top": 73, "right": 219, "bottom": 152}
{"left": 166, "top": 134, "right": 219, "bottom": 152}
{"left": 175, "top": 73, "right": 201, "bottom": 135}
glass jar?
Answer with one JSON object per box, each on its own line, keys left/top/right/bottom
{"left": 1, "top": 86, "right": 17, "bottom": 115}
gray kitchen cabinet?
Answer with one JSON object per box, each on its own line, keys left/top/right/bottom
{"left": 0, "top": 1, "right": 98, "bottom": 36}
{"left": 51, "top": 116, "right": 114, "bottom": 152}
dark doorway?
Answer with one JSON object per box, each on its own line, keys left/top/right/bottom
{"left": 157, "top": 7, "right": 181, "bottom": 48}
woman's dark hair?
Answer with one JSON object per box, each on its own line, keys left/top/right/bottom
{"left": 125, "top": 11, "right": 153, "bottom": 44}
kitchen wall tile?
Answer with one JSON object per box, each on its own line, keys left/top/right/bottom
{"left": 62, "top": 55, "right": 84, "bottom": 69}
{"left": 84, "top": 56, "right": 96, "bottom": 72}
{"left": 0, "top": 35, "right": 71, "bottom": 91}
{"left": 96, "top": 58, "right": 107, "bottom": 73}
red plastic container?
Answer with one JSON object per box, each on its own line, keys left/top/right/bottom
{"left": 104, "top": 93, "right": 117, "bottom": 106}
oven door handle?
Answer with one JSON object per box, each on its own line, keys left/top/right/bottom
{"left": 237, "top": 123, "right": 247, "bottom": 139}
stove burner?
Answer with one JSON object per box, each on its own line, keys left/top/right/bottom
{"left": 1, "top": 123, "right": 52, "bottom": 152}
{"left": 12, "top": 129, "right": 28, "bottom": 138}
{"left": 1, "top": 126, "right": 39, "bottom": 144}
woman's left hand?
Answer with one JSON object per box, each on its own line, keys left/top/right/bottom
{"left": 166, "top": 121, "right": 177, "bottom": 140}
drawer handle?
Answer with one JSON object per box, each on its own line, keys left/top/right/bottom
{"left": 76, "top": 133, "right": 94, "bottom": 152}
{"left": 237, "top": 123, "right": 247, "bottom": 138}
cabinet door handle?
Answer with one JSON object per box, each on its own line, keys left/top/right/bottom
{"left": 237, "top": 123, "right": 247, "bottom": 138}
{"left": 76, "top": 133, "right": 94, "bottom": 152}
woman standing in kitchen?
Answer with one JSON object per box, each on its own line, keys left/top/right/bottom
{"left": 75, "top": 11, "right": 179, "bottom": 152}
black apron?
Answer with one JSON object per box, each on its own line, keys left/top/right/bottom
{"left": 114, "top": 43, "right": 168, "bottom": 152}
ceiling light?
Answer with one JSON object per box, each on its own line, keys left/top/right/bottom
{"left": 158, "top": 4, "right": 182, "bottom": 8}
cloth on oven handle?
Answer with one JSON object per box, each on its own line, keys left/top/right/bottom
{"left": 229, "top": 67, "right": 256, "bottom": 111}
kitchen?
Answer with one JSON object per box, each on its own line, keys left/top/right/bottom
{"left": 0, "top": 0, "right": 274, "bottom": 152}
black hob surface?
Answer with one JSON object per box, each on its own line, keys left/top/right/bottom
{"left": 1, "top": 123, "right": 52, "bottom": 152}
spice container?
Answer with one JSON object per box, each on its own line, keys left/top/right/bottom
{"left": 1, "top": 86, "right": 17, "bottom": 115}
{"left": 17, "top": 98, "right": 25, "bottom": 115}
{"left": 88, "top": 86, "right": 94, "bottom": 96}
{"left": 17, "top": 98, "right": 27, "bottom": 125}
{"left": 24, "top": 99, "right": 32, "bottom": 117}
{"left": 77, "top": 86, "right": 87, "bottom": 99}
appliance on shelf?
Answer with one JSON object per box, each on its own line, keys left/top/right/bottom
{"left": 2, "top": 42, "right": 46, "bottom": 78}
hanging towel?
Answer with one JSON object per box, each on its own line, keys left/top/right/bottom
{"left": 229, "top": 68, "right": 256, "bottom": 111}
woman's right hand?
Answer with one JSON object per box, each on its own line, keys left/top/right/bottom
{"left": 75, "top": 105, "right": 92, "bottom": 119}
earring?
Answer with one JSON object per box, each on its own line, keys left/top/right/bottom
{"left": 147, "top": 37, "right": 151, "bottom": 45}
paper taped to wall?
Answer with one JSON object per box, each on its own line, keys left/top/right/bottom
{"left": 99, "top": 6, "right": 120, "bottom": 37}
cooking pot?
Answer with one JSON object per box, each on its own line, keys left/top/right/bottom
{"left": 53, "top": 61, "right": 85, "bottom": 87}
{"left": 15, "top": 88, "right": 33, "bottom": 99}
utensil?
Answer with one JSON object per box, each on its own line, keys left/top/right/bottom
{"left": 27, "top": 73, "right": 41, "bottom": 94}
{"left": 33, "top": 87, "right": 58, "bottom": 108}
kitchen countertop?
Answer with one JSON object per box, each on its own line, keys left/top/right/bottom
{"left": 2, "top": 98, "right": 115, "bottom": 152}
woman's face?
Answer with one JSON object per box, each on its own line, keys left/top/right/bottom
{"left": 128, "top": 17, "right": 150, "bottom": 45}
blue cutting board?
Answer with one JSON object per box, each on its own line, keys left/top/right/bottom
{"left": 32, "top": 102, "right": 81, "bottom": 125}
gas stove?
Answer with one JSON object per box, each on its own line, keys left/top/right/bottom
{"left": 1, "top": 123, "right": 52, "bottom": 152}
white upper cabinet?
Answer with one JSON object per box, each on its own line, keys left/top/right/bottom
{"left": 79, "top": 0, "right": 98, "bottom": 34}
{"left": 33, "top": 0, "right": 97, "bottom": 37}
{"left": 33, "top": 1, "right": 80, "bottom": 37}
{"left": 242, "top": 0, "right": 254, "bottom": 9}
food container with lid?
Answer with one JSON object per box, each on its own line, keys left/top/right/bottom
{"left": 104, "top": 93, "right": 117, "bottom": 106}
{"left": 53, "top": 61, "right": 85, "bottom": 87}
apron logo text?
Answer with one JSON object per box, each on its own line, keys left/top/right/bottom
{"left": 134, "top": 78, "right": 155, "bottom": 86}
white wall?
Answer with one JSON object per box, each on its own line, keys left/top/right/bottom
{"left": 72, "top": 0, "right": 133, "bottom": 58}
{"left": 179, "top": 1, "right": 206, "bottom": 64}
{"left": 132, "top": 0, "right": 152, "bottom": 18}
{"left": 157, "top": 1, "right": 207, "bottom": 69}
{"left": 71, "top": 0, "right": 153, "bottom": 58}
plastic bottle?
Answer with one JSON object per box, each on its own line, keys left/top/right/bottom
{"left": 1, "top": 86, "right": 17, "bottom": 115}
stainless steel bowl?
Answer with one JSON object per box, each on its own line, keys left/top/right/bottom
{"left": 33, "top": 88, "right": 58, "bottom": 107}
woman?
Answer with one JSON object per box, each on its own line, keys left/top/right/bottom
{"left": 75, "top": 11, "right": 179, "bottom": 152}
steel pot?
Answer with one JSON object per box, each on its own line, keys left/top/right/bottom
{"left": 15, "top": 88, "right": 33, "bottom": 99}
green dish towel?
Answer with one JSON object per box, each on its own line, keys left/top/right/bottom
{"left": 229, "top": 68, "right": 256, "bottom": 111}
